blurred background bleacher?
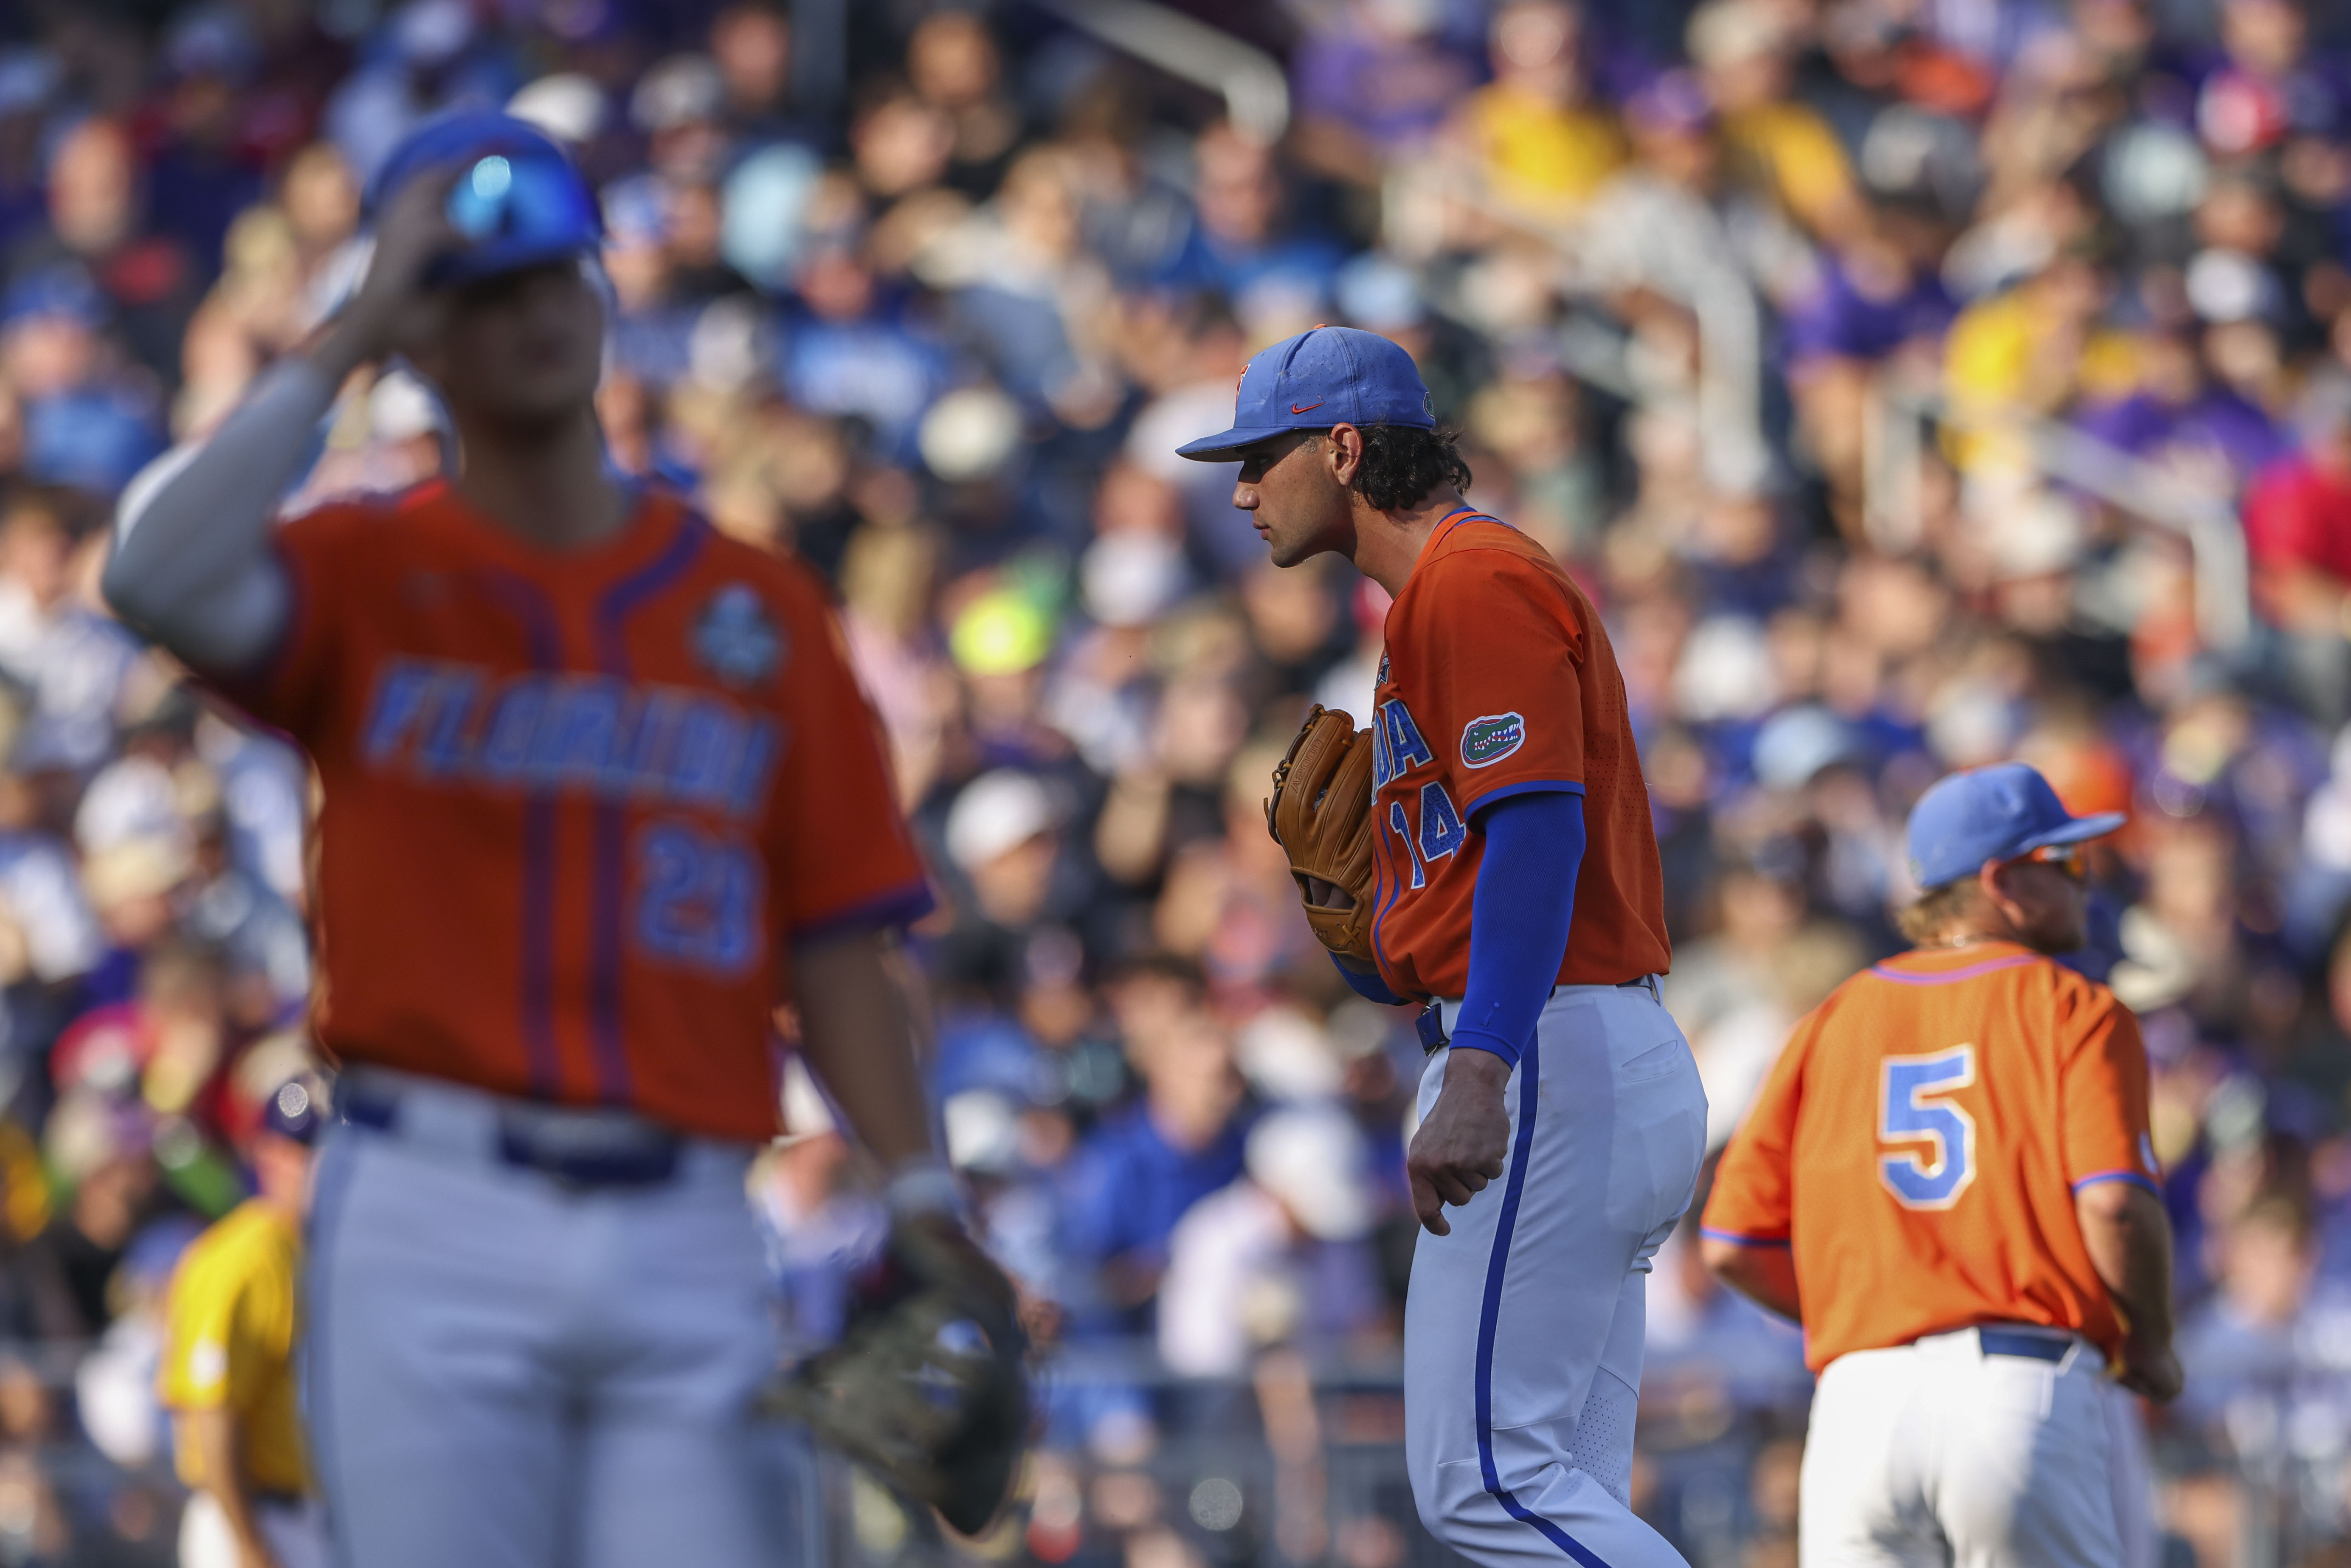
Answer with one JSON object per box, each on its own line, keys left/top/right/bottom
{"left": 1, "top": 0, "right": 2350, "bottom": 1562}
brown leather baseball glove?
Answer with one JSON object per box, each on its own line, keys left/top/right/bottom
{"left": 1266, "top": 704, "right": 1380, "bottom": 968}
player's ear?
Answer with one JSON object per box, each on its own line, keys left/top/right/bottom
{"left": 1326, "top": 425, "right": 1364, "bottom": 487}
{"left": 1978, "top": 859, "right": 2022, "bottom": 925}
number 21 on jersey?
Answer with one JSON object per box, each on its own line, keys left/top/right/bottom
{"left": 1878, "top": 1045, "right": 1977, "bottom": 1210}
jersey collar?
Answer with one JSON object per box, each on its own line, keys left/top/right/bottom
{"left": 414, "top": 477, "right": 695, "bottom": 584}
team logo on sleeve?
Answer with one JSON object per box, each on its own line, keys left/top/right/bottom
{"left": 693, "top": 585, "right": 785, "bottom": 690}
{"left": 1461, "top": 712, "right": 1527, "bottom": 769}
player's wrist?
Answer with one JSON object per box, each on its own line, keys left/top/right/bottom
{"left": 884, "top": 1156, "right": 967, "bottom": 1225}
{"left": 310, "top": 310, "right": 390, "bottom": 386}
{"left": 1445, "top": 1031, "right": 1521, "bottom": 1073}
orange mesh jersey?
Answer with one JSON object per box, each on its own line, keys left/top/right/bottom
{"left": 1701, "top": 941, "right": 2160, "bottom": 1371}
{"left": 1366, "top": 509, "right": 1670, "bottom": 1001}
{"left": 219, "top": 482, "right": 931, "bottom": 1142}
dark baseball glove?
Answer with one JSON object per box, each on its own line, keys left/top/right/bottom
{"left": 1266, "top": 704, "right": 1380, "bottom": 967}
{"left": 764, "top": 1216, "right": 1030, "bottom": 1536}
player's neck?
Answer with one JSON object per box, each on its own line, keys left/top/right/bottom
{"left": 1349, "top": 488, "right": 1471, "bottom": 597}
{"left": 450, "top": 411, "right": 631, "bottom": 552}
{"left": 1918, "top": 926, "right": 2024, "bottom": 953}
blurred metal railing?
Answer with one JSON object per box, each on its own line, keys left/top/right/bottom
{"left": 1026, "top": 0, "right": 1290, "bottom": 143}
{"left": 1378, "top": 151, "right": 2256, "bottom": 653}
{"left": 0, "top": 1333, "right": 2311, "bottom": 1568}
{"left": 1863, "top": 384, "right": 2253, "bottom": 651}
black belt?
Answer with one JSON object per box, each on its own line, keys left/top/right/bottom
{"left": 340, "top": 1083, "right": 683, "bottom": 1189}
{"left": 1976, "top": 1327, "right": 2073, "bottom": 1363}
{"left": 1416, "top": 976, "right": 1662, "bottom": 1055}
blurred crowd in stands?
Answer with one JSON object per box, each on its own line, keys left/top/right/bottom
{"left": 0, "top": 0, "right": 2348, "bottom": 1562}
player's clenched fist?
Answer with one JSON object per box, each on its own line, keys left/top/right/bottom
{"left": 2121, "top": 1341, "right": 2185, "bottom": 1404}
{"left": 1407, "top": 1047, "right": 1513, "bottom": 1236}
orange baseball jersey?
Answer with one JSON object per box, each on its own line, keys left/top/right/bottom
{"left": 215, "top": 481, "right": 932, "bottom": 1143}
{"left": 1366, "top": 507, "right": 1670, "bottom": 1001}
{"left": 1701, "top": 940, "right": 2160, "bottom": 1371}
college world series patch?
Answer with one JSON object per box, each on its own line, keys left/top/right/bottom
{"left": 694, "top": 584, "right": 786, "bottom": 690}
{"left": 1461, "top": 712, "right": 1527, "bottom": 769}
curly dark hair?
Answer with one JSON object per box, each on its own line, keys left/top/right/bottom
{"left": 1346, "top": 424, "right": 1473, "bottom": 512}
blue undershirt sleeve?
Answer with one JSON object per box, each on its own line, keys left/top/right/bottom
{"left": 1447, "top": 789, "right": 1586, "bottom": 1067}
{"left": 1329, "top": 952, "right": 1405, "bottom": 1005}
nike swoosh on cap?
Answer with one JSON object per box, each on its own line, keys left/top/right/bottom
{"left": 1290, "top": 401, "right": 1324, "bottom": 414}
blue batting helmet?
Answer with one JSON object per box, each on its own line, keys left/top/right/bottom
{"left": 367, "top": 111, "right": 604, "bottom": 288}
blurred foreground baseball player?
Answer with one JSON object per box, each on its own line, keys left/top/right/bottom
{"left": 1185, "top": 328, "right": 1706, "bottom": 1568}
{"left": 1703, "top": 762, "right": 2180, "bottom": 1567}
{"left": 105, "top": 113, "right": 1011, "bottom": 1566}
{"left": 162, "top": 1081, "right": 323, "bottom": 1568}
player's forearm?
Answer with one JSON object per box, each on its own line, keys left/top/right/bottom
{"left": 2075, "top": 1182, "right": 2176, "bottom": 1350}
{"left": 175, "top": 1411, "right": 283, "bottom": 1568}
{"left": 790, "top": 927, "right": 939, "bottom": 1175}
{"left": 1700, "top": 1236, "right": 1803, "bottom": 1321}
{"left": 103, "top": 355, "right": 338, "bottom": 672}
{"left": 1450, "top": 791, "right": 1584, "bottom": 1064}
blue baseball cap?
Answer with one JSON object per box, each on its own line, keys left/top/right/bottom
{"left": 2, "top": 262, "right": 105, "bottom": 329}
{"left": 1175, "top": 325, "right": 1435, "bottom": 461}
{"left": 367, "top": 111, "right": 603, "bottom": 288}
{"left": 1905, "top": 762, "right": 2126, "bottom": 890}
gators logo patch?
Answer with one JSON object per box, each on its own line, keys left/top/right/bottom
{"left": 1461, "top": 712, "right": 1527, "bottom": 769}
{"left": 694, "top": 584, "right": 785, "bottom": 690}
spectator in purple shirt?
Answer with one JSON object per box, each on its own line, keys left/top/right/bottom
{"left": 2074, "top": 324, "right": 2288, "bottom": 487}
{"left": 1291, "top": 0, "right": 1483, "bottom": 181}
{"left": 1785, "top": 199, "right": 1957, "bottom": 538}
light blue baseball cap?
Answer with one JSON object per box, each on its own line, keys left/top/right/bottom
{"left": 1175, "top": 325, "right": 1434, "bottom": 460}
{"left": 1905, "top": 762, "right": 2126, "bottom": 890}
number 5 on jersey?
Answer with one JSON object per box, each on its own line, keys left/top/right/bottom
{"left": 1878, "top": 1046, "right": 1976, "bottom": 1209}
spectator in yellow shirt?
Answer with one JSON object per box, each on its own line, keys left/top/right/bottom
{"left": 160, "top": 1081, "right": 323, "bottom": 1568}
{"left": 1688, "top": 0, "right": 1867, "bottom": 243}
{"left": 1943, "top": 250, "right": 2136, "bottom": 473}
{"left": 1452, "top": 0, "right": 1628, "bottom": 222}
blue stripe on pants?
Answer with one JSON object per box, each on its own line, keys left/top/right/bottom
{"left": 1473, "top": 1035, "right": 1616, "bottom": 1568}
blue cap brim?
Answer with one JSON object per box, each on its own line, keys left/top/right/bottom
{"left": 426, "top": 238, "right": 594, "bottom": 288}
{"left": 2017, "top": 811, "right": 2128, "bottom": 853}
{"left": 1175, "top": 425, "right": 1296, "bottom": 461}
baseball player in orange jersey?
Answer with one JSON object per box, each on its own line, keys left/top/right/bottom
{"left": 1702, "top": 762, "right": 2182, "bottom": 1568}
{"left": 1180, "top": 327, "right": 1706, "bottom": 1568}
{"left": 103, "top": 113, "right": 1005, "bottom": 1567}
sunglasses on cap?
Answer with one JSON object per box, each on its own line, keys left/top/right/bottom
{"left": 2006, "top": 843, "right": 2088, "bottom": 882}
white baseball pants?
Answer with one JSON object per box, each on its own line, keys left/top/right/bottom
{"left": 305, "top": 1077, "right": 805, "bottom": 1568}
{"left": 1405, "top": 982, "right": 1709, "bottom": 1568}
{"left": 1799, "top": 1328, "right": 2157, "bottom": 1568}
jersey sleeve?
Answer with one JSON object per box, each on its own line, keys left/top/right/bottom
{"left": 2058, "top": 987, "right": 2160, "bottom": 1196}
{"left": 1701, "top": 1017, "right": 1810, "bottom": 1246}
{"left": 207, "top": 503, "right": 363, "bottom": 745}
{"left": 1408, "top": 551, "right": 1588, "bottom": 817}
{"left": 765, "top": 581, "right": 934, "bottom": 949}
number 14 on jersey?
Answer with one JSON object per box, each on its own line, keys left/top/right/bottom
{"left": 1388, "top": 782, "right": 1467, "bottom": 889}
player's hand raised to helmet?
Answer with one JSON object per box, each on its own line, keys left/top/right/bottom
{"left": 1408, "top": 1046, "right": 1513, "bottom": 1236}
{"left": 320, "top": 166, "right": 465, "bottom": 373}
